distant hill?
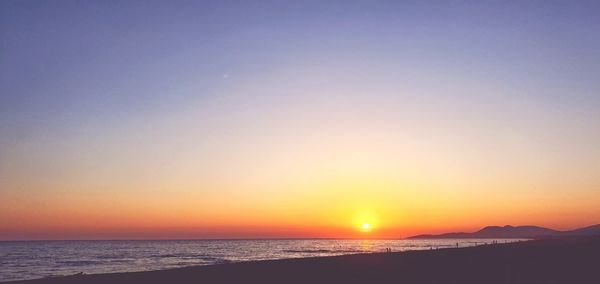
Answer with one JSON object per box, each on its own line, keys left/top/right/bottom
{"left": 407, "top": 224, "right": 600, "bottom": 239}
{"left": 567, "top": 224, "right": 600, "bottom": 236}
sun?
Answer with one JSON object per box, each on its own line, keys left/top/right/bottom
{"left": 353, "top": 210, "right": 378, "bottom": 233}
{"left": 361, "top": 223, "right": 371, "bottom": 232}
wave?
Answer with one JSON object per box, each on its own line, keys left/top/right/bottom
{"left": 56, "top": 260, "right": 101, "bottom": 266}
{"left": 283, "top": 249, "right": 362, "bottom": 254}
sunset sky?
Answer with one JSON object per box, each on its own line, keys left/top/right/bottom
{"left": 1, "top": 1, "right": 599, "bottom": 240}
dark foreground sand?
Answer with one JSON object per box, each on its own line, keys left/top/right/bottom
{"left": 10, "top": 238, "right": 600, "bottom": 284}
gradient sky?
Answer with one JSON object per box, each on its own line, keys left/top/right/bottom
{"left": 1, "top": 0, "right": 599, "bottom": 240}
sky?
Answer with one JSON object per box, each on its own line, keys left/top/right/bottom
{"left": 1, "top": 0, "right": 599, "bottom": 240}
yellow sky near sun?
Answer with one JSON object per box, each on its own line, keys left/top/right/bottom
{"left": 2, "top": 153, "right": 598, "bottom": 239}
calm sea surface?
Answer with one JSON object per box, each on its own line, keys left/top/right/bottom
{"left": 0, "top": 239, "right": 524, "bottom": 282}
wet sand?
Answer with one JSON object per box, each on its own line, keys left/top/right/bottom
{"left": 9, "top": 238, "right": 599, "bottom": 284}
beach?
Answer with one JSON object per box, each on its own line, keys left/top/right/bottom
{"left": 8, "top": 238, "right": 598, "bottom": 284}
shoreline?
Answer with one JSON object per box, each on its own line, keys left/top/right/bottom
{"left": 7, "top": 238, "right": 599, "bottom": 284}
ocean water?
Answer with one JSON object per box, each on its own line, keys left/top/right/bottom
{"left": 0, "top": 239, "right": 524, "bottom": 282}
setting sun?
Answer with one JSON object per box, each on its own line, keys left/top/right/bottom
{"left": 361, "top": 223, "right": 370, "bottom": 231}
{"left": 353, "top": 210, "right": 379, "bottom": 234}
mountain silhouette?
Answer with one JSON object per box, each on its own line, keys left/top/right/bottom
{"left": 407, "top": 224, "right": 600, "bottom": 239}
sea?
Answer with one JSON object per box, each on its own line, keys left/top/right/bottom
{"left": 0, "top": 239, "right": 525, "bottom": 282}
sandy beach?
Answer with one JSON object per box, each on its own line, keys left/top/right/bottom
{"left": 8, "top": 238, "right": 598, "bottom": 284}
